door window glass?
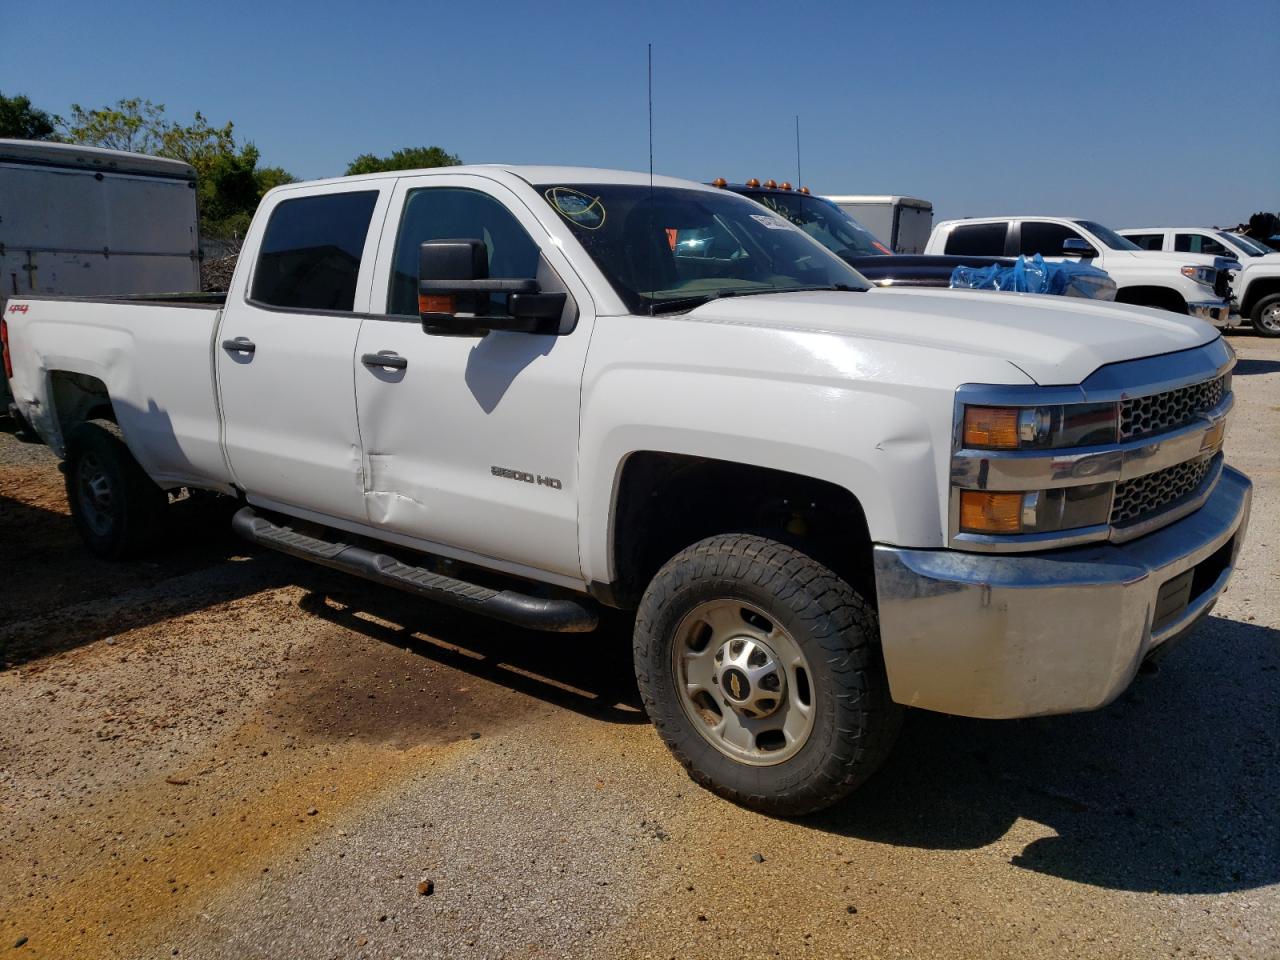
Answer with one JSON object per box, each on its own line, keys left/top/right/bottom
{"left": 1019, "top": 221, "right": 1084, "bottom": 256}
{"left": 945, "top": 222, "right": 1007, "bottom": 256}
{"left": 1125, "top": 233, "right": 1165, "bottom": 251}
{"left": 1175, "top": 233, "right": 1229, "bottom": 255}
{"left": 251, "top": 191, "right": 377, "bottom": 311}
{"left": 389, "top": 188, "right": 540, "bottom": 316}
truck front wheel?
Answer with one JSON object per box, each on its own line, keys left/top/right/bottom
{"left": 1251, "top": 293, "right": 1280, "bottom": 338}
{"left": 65, "top": 421, "right": 167, "bottom": 559}
{"left": 634, "top": 534, "right": 902, "bottom": 816}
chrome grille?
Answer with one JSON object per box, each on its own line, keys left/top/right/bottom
{"left": 1111, "top": 457, "right": 1213, "bottom": 525}
{"left": 1119, "top": 376, "right": 1226, "bottom": 440}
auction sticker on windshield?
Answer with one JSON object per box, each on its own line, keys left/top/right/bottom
{"left": 750, "top": 214, "right": 792, "bottom": 231}
{"left": 545, "top": 187, "right": 606, "bottom": 229}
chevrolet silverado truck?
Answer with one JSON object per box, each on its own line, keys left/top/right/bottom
{"left": 1120, "top": 227, "right": 1280, "bottom": 337}
{"left": 926, "top": 216, "right": 1237, "bottom": 323}
{"left": 2, "top": 166, "right": 1252, "bottom": 815}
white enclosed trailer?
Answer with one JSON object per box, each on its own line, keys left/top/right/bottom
{"left": 823, "top": 195, "right": 933, "bottom": 254}
{"left": 0, "top": 139, "right": 200, "bottom": 300}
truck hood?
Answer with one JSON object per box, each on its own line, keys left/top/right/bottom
{"left": 687, "top": 287, "right": 1218, "bottom": 386}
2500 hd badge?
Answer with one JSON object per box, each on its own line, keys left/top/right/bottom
{"left": 491, "top": 465, "right": 563, "bottom": 490}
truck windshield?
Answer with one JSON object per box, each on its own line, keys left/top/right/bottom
{"left": 536, "top": 184, "right": 871, "bottom": 314}
{"left": 739, "top": 191, "right": 891, "bottom": 259}
{"left": 1075, "top": 220, "right": 1143, "bottom": 251}
{"left": 1217, "top": 232, "right": 1268, "bottom": 257}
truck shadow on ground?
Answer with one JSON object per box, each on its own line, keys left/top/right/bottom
{"left": 1232, "top": 357, "right": 1280, "bottom": 376}
{"left": 813, "top": 615, "right": 1279, "bottom": 895}
{"left": 295, "top": 585, "right": 647, "bottom": 725}
{"left": 0, "top": 489, "right": 288, "bottom": 668}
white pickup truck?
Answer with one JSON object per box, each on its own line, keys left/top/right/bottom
{"left": 925, "top": 216, "right": 1237, "bottom": 325}
{"left": 2, "top": 166, "right": 1252, "bottom": 815}
{"left": 1119, "top": 227, "right": 1280, "bottom": 337}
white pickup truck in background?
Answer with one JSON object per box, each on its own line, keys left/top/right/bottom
{"left": 1120, "top": 227, "right": 1280, "bottom": 338}
{"left": 2, "top": 166, "right": 1252, "bottom": 815}
{"left": 925, "top": 216, "right": 1237, "bottom": 324}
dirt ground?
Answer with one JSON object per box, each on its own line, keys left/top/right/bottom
{"left": 1, "top": 334, "right": 1277, "bottom": 960}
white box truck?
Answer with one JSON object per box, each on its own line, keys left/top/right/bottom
{"left": 1, "top": 138, "right": 202, "bottom": 411}
{"left": 823, "top": 195, "right": 933, "bottom": 254}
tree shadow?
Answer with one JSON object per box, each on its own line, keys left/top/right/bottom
{"left": 809, "top": 615, "right": 1279, "bottom": 894}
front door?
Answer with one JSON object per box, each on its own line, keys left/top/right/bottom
{"left": 217, "top": 185, "right": 388, "bottom": 524}
{"left": 353, "top": 175, "right": 594, "bottom": 583}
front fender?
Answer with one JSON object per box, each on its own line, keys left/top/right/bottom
{"left": 576, "top": 316, "right": 1032, "bottom": 586}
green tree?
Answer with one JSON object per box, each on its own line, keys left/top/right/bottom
{"left": 345, "top": 145, "right": 460, "bottom": 176}
{"left": 0, "top": 91, "right": 59, "bottom": 140}
{"left": 60, "top": 98, "right": 295, "bottom": 243}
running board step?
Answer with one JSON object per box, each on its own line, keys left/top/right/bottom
{"left": 232, "top": 507, "right": 597, "bottom": 633}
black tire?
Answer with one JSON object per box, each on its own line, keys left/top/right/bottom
{"left": 64, "top": 420, "right": 167, "bottom": 559}
{"left": 1250, "top": 293, "right": 1280, "bottom": 338}
{"left": 634, "top": 534, "right": 902, "bottom": 816}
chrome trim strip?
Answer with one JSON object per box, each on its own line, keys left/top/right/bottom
{"left": 952, "top": 394, "right": 1232, "bottom": 491}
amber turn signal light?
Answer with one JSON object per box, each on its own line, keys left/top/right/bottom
{"left": 963, "top": 406, "right": 1021, "bottom": 449}
{"left": 419, "top": 293, "right": 456, "bottom": 315}
{"left": 712, "top": 177, "right": 727, "bottom": 188}
{"left": 745, "top": 178, "right": 760, "bottom": 188}
{"left": 959, "top": 491, "right": 1025, "bottom": 534}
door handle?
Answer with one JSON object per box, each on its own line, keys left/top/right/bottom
{"left": 222, "top": 337, "right": 256, "bottom": 355}
{"left": 362, "top": 351, "right": 408, "bottom": 371}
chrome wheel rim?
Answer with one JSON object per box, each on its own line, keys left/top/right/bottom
{"left": 671, "top": 599, "right": 815, "bottom": 766}
{"left": 1260, "top": 303, "right": 1280, "bottom": 333}
{"left": 77, "top": 452, "right": 116, "bottom": 537}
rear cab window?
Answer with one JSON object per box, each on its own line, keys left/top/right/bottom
{"left": 251, "top": 191, "right": 379, "bottom": 311}
{"left": 944, "top": 222, "right": 1007, "bottom": 256}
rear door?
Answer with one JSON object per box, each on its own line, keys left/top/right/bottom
{"left": 216, "top": 184, "right": 391, "bottom": 523}
{"left": 353, "top": 173, "right": 595, "bottom": 582}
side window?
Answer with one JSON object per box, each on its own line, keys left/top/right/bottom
{"left": 388, "top": 188, "right": 540, "bottom": 316}
{"left": 251, "top": 191, "right": 378, "bottom": 311}
{"left": 1175, "top": 233, "right": 1228, "bottom": 256}
{"left": 1019, "top": 221, "right": 1084, "bottom": 256}
{"left": 1127, "top": 233, "right": 1165, "bottom": 251}
{"left": 945, "top": 222, "right": 1007, "bottom": 256}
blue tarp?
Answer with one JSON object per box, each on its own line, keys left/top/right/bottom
{"left": 950, "top": 254, "right": 1114, "bottom": 299}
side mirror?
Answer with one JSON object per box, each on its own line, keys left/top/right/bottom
{"left": 1061, "top": 238, "right": 1097, "bottom": 258}
{"left": 418, "top": 239, "right": 565, "bottom": 337}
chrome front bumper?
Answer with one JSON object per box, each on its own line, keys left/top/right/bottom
{"left": 1188, "top": 299, "right": 1231, "bottom": 324}
{"left": 873, "top": 465, "right": 1251, "bottom": 719}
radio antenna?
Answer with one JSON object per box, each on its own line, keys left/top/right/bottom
{"left": 795, "top": 114, "right": 802, "bottom": 189}
{"left": 647, "top": 42, "right": 656, "bottom": 314}
{"left": 648, "top": 43, "right": 654, "bottom": 191}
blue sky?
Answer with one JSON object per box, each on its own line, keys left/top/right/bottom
{"left": 5, "top": 0, "right": 1276, "bottom": 226}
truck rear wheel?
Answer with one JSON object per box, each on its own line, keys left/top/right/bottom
{"left": 1251, "top": 294, "right": 1280, "bottom": 338}
{"left": 65, "top": 421, "right": 167, "bottom": 559}
{"left": 633, "top": 534, "right": 902, "bottom": 816}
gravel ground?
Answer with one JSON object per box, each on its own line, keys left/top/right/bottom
{"left": 0, "top": 334, "right": 1276, "bottom": 960}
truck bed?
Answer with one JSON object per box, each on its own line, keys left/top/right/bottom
{"left": 4, "top": 294, "right": 234, "bottom": 492}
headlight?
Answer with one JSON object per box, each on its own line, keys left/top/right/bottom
{"left": 961, "top": 403, "right": 1118, "bottom": 450}
{"left": 1180, "top": 265, "right": 1217, "bottom": 286}
{"left": 958, "top": 485, "right": 1112, "bottom": 535}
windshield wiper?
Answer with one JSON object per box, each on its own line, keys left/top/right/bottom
{"left": 647, "top": 289, "right": 741, "bottom": 315}
{"left": 647, "top": 283, "right": 863, "bottom": 315}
